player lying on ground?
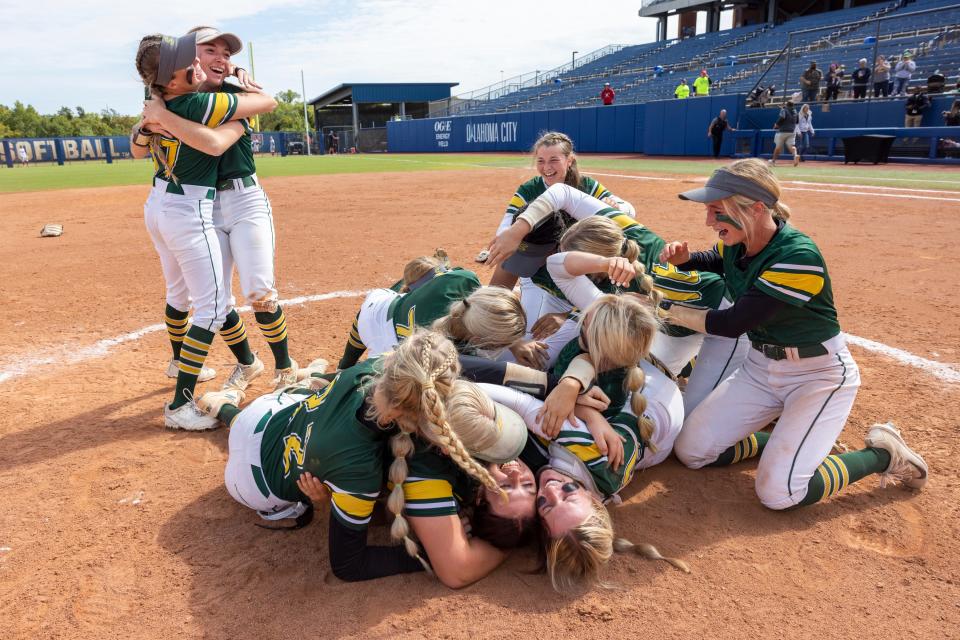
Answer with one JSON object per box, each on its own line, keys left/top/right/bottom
{"left": 142, "top": 26, "right": 296, "bottom": 394}
{"left": 662, "top": 158, "right": 927, "bottom": 508}
{"left": 132, "top": 33, "right": 276, "bottom": 431}
{"left": 338, "top": 254, "right": 529, "bottom": 369}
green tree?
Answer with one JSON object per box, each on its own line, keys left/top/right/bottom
{"left": 259, "top": 89, "right": 315, "bottom": 132}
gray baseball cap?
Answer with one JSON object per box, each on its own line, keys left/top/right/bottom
{"left": 156, "top": 33, "right": 198, "bottom": 86}
{"left": 502, "top": 241, "right": 557, "bottom": 278}
{"left": 678, "top": 167, "right": 778, "bottom": 207}
{"left": 191, "top": 26, "right": 243, "bottom": 55}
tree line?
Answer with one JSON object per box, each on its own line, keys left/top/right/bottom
{"left": 0, "top": 90, "right": 312, "bottom": 139}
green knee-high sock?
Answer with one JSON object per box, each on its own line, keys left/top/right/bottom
{"left": 172, "top": 325, "right": 216, "bottom": 409}
{"left": 338, "top": 313, "right": 367, "bottom": 370}
{"left": 217, "top": 403, "right": 242, "bottom": 427}
{"left": 709, "top": 431, "right": 770, "bottom": 466}
{"left": 798, "top": 448, "right": 892, "bottom": 506}
{"left": 255, "top": 307, "right": 292, "bottom": 369}
{"left": 165, "top": 304, "right": 189, "bottom": 360}
{"left": 219, "top": 310, "right": 256, "bottom": 366}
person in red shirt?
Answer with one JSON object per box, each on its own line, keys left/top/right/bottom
{"left": 600, "top": 82, "right": 615, "bottom": 105}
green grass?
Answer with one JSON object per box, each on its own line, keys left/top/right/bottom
{"left": 0, "top": 153, "right": 956, "bottom": 194}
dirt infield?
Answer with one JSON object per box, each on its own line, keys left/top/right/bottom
{"left": 1, "top": 166, "right": 958, "bottom": 639}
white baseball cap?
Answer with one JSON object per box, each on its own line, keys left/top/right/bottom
{"left": 469, "top": 402, "right": 529, "bottom": 464}
{"left": 190, "top": 26, "right": 243, "bottom": 55}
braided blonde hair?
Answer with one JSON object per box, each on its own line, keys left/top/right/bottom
{"left": 371, "top": 330, "right": 503, "bottom": 572}
{"left": 432, "top": 286, "right": 526, "bottom": 351}
{"left": 559, "top": 216, "right": 663, "bottom": 308}
{"left": 581, "top": 295, "right": 660, "bottom": 449}
{"left": 134, "top": 35, "right": 180, "bottom": 184}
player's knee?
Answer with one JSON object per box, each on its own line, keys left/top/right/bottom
{"left": 673, "top": 427, "right": 713, "bottom": 469}
{"left": 250, "top": 291, "right": 279, "bottom": 314}
{"left": 166, "top": 291, "right": 191, "bottom": 312}
{"left": 755, "top": 467, "right": 800, "bottom": 510}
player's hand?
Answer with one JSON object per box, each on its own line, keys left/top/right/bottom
{"left": 486, "top": 221, "right": 530, "bottom": 270}
{"left": 582, "top": 413, "right": 626, "bottom": 471}
{"left": 575, "top": 385, "right": 610, "bottom": 412}
{"left": 531, "top": 312, "right": 567, "bottom": 341}
{"left": 659, "top": 241, "right": 690, "bottom": 265}
{"left": 233, "top": 66, "right": 263, "bottom": 91}
{"left": 296, "top": 472, "right": 330, "bottom": 504}
{"left": 607, "top": 257, "right": 636, "bottom": 287}
{"left": 510, "top": 340, "right": 548, "bottom": 370}
{"left": 142, "top": 97, "right": 170, "bottom": 128}
{"left": 538, "top": 377, "right": 579, "bottom": 438}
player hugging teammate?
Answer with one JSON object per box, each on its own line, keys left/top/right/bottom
{"left": 130, "top": 108, "right": 928, "bottom": 593}
{"left": 133, "top": 27, "right": 296, "bottom": 431}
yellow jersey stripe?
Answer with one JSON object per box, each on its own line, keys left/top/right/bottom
{"left": 508, "top": 195, "right": 525, "bottom": 209}
{"left": 206, "top": 93, "right": 230, "bottom": 129}
{"left": 715, "top": 242, "right": 724, "bottom": 257}
{"left": 403, "top": 479, "right": 454, "bottom": 502}
{"left": 656, "top": 289, "right": 702, "bottom": 302}
{"left": 330, "top": 492, "right": 376, "bottom": 520}
{"left": 759, "top": 270, "right": 825, "bottom": 296}
{"left": 610, "top": 214, "right": 639, "bottom": 230}
{"left": 566, "top": 443, "right": 603, "bottom": 463}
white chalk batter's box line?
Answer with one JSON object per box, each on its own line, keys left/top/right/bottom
{"left": 0, "top": 289, "right": 957, "bottom": 386}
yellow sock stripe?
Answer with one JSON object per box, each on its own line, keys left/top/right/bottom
{"left": 222, "top": 330, "right": 249, "bottom": 346}
{"left": 731, "top": 440, "right": 744, "bottom": 464}
{"left": 824, "top": 459, "right": 840, "bottom": 497}
{"left": 178, "top": 361, "right": 203, "bottom": 375}
{"left": 166, "top": 325, "right": 188, "bottom": 337}
{"left": 180, "top": 350, "right": 208, "bottom": 366}
{"left": 165, "top": 315, "right": 189, "bottom": 326}
{"left": 748, "top": 433, "right": 759, "bottom": 458}
{"left": 817, "top": 465, "right": 833, "bottom": 500}
{"left": 825, "top": 456, "right": 848, "bottom": 495}
{"left": 349, "top": 328, "right": 362, "bottom": 341}
{"left": 220, "top": 321, "right": 246, "bottom": 340}
{"left": 265, "top": 330, "right": 288, "bottom": 343}
{"left": 347, "top": 336, "right": 365, "bottom": 349}
{"left": 260, "top": 323, "right": 287, "bottom": 338}
{"left": 257, "top": 314, "right": 285, "bottom": 331}
{"left": 182, "top": 335, "right": 213, "bottom": 351}
{"left": 168, "top": 335, "right": 185, "bottom": 343}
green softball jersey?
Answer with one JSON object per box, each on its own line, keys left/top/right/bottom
{"left": 155, "top": 92, "right": 239, "bottom": 187}
{"left": 519, "top": 411, "right": 644, "bottom": 499}
{"left": 719, "top": 223, "right": 840, "bottom": 347}
{"left": 259, "top": 359, "right": 387, "bottom": 530}
{"left": 397, "top": 439, "right": 475, "bottom": 518}
{"left": 506, "top": 175, "right": 611, "bottom": 220}
{"left": 216, "top": 83, "right": 256, "bottom": 180}
{"left": 552, "top": 339, "right": 629, "bottom": 421}
{"left": 390, "top": 268, "right": 481, "bottom": 340}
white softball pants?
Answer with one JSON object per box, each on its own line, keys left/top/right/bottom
{"left": 144, "top": 181, "right": 227, "bottom": 332}
{"left": 213, "top": 176, "right": 278, "bottom": 312}
{"left": 224, "top": 392, "right": 301, "bottom": 515}
{"left": 674, "top": 335, "right": 860, "bottom": 510}
{"left": 682, "top": 333, "right": 750, "bottom": 417}
{"left": 495, "top": 279, "right": 580, "bottom": 369}
{"left": 356, "top": 288, "right": 401, "bottom": 357}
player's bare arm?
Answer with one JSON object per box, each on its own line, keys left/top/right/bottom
{"left": 141, "top": 99, "right": 244, "bottom": 156}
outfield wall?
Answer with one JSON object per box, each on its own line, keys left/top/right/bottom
{"left": 387, "top": 94, "right": 959, "bottom": 159}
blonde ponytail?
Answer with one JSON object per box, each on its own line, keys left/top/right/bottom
{"left": 613, "top": 538, "right": 690, "bottom": 573}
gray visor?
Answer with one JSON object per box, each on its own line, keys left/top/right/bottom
{"left": 502, "top": 241, "right": 556, "bottom": 278}
{"left": 156, "top": 33, "right": 198, "bottom": 86}
{"left": 678, "top": 168, "right": 778, "bottom": 207}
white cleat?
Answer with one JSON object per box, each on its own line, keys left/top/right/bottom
{"left": 475, "top": 249, "right": 490, "bottom": 263}
{"left": 295, "top": 358, "right": 330, "bottom": 381}
{"left": 272, "top": 359, "right": 300, "bottom": 391}
{"left": 166, "top": 358, "right": 216, "bottom": 383}
{"left": 865, "top": 422, "right": 928, "bottom": 490}
{"left": 164, "top": 399, "right": 221, "bottom": 431}
{"left": 197, "top": 389, "right": 245, "bottom": 417}
{"left": 223, "top": 355, "right": 265, "bottom": 392}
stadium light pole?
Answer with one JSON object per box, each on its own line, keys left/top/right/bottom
{"left": 248, "top": 42, "right": 260, "bottom": 131}
{"left": 572, "top": 51, "right": 578, "bottom": 71}
{"left": 301, "top": 69, "right": 311, "bottom": 156}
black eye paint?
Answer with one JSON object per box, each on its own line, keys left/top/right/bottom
{"left": 561, "top": 482, "right": 580, "bottom": 494}
{"left": 186, "top": 68, "right": 195, "bottom": 84}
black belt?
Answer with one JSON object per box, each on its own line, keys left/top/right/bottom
{"left": 152, "top": 177, "right": 214, "bottom": 199}
{"left": 217, "top": 175, "right": 257, "bottom": 191}
{"left": 750, "top": 340, "right": 828, "bottom": 361}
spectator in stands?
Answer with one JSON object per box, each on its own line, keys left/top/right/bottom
{"left": 795, "top": 103, "right": 815, "bottom": 161}
{"left": 675, "top": 79, "right": 691, "bottom": 99}
{"left": 873, "top": 55, "right": 891, "bottom": 97}
{"left": 825, "top": 63, "right": 844, "bottom": 101}
{"left": 694, "top": 70, "right": 711, "bottom": 97}
{"left": 927, "top": 69, "right": 946, "bottom": 94}
{"left": 771, "top": 97, "right": 800, "bottom": 167}
{"left": 894, "top": 52, "right": 916, "bottom": 96}
{"left": 944, "top": 99, "right": 960, "bottom": 126}
{"left": 904, "top": 88, "right": 930, "bottom": 127}
{"left": 851, "top": 58, "right": 871, "bottom": 100}
{"left": 707, "top": 109, "right": 736, "bottom": 157}
{"left": 800, "top": 62, "right": 822, "bottom": 102}
{"left": 600, "top": 82, "right": 615, "bottom": 105}
{"left": 760, "top": 84, "right": 775, "bottom": 107}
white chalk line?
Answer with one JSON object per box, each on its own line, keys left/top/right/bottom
{"left": 781, "top": 186, "right": 960, "bottom": 202}
{"left": 0, "top": 288, "right": 957, "bottom": 387}
{"left": 0, "top": 290, "right": 367, "bottom": 385}
{"left": 789, "top": 172, "right": 960, "bottom": 186}
{"left": 783, "top": 180, "right": 960, "bottom": 194}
